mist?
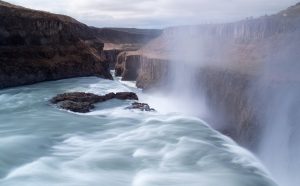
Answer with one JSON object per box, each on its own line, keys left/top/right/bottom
{"left": 1, "top": 0, "right": 300, "bottom": 185}
{"left": 254, "top": 29, "right": 300, "bottom": 186}
{"left": 148, "top": 9, "right": 300, "bottom": 186}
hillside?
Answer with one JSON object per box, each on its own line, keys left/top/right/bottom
{"left": 0, "top": 0, "right": 113, "bottom": 88}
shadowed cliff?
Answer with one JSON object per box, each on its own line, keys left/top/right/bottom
{"left": 94, "top": 27, "right": 163, "bottom": 70}
{"left": 0, "top": 0, "right": 112, "bottom": 88}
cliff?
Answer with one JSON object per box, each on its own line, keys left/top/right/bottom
{"left": 0, "top": 1, "right": 112, "bottom": 88}
{"left": 116, "top": 3, "right": 300, "bottom": 148}
{"left": 97, "top": 28, "right": 162, "bottom": 70}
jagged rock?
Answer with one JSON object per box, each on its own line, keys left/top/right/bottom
{"left": 51, "top": 92, "right": 138, "bottom": 113}
{"left": 58, "top": 101, "right": 95, "bottom": 113}
{"left": 50, "top": 92, "right": 102, "bottom": 104}
{"left": 126, "top": 102, "right": 156, "bottom": 112}
{"left": 114, "top": 92, "right": 139, "bottom": 100}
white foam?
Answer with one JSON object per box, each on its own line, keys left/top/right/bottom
{"left": 0, "top": 77, "right": 277, "bottom": 186}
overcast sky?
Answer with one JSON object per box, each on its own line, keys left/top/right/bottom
{"left": 6, "top": 0, "right": 300, "bottom": 28}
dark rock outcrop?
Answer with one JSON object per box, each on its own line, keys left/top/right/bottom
{"left": 104, "top": 49, "right": 122, "bottom": 69}
{"left": 115, "top": 54, "right": 141, "bottom": 81}
{"left": 51, "top": 92, "right": 102, "bottom": 104}
{"left": 58, "top": 101, "right": 95, "bottom": 113}
{"left": 51, "top": 92, "right": 139, "bottom": 113}
{"left": 126, "top": 102, "right": 156, "bottom": 112}
{"left": 115, "top": 52, "right": 127, "bottom": 76}
{"left": 0, "top": 1, "right": 112, "bottom": 89}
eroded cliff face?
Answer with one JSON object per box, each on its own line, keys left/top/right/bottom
{"left": 136, "top": 57, "right": 169, "bottom": 89}
{"left": 96, "top": 28, "right": 162, "bottom": 71}
{"left": 0, "top": 1, "right": 112, "bottom": 88}
{"left": 116, "top": 53, "right": 141, "bottom": 81}
{"left": 115, "top": 3, "right": 300, "bottom": 147}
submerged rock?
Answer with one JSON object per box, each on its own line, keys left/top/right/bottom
{"left": 51, "top": 92, "right": 138, "bottom": 113}
{"left": 126, "top": 102, "right": 156, "bottom": 112}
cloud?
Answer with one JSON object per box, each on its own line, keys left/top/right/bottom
{"left": 6, "top": 0, "right": 300, "bottom": 28}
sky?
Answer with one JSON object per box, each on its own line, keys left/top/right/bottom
{"left": 6, "top": 0, "right": 300, "bottom": 28}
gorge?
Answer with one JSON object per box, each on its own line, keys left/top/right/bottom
{"left": 0, "top": 0, "right": 299, "bottom": 186}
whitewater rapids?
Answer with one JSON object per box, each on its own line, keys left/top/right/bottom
{"left": 0, "top": 77, "right": 276, "bottom": 186}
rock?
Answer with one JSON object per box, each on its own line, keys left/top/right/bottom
{"left": 58, "top": 101, "right": 95, "bottom": 113}
{"left": 114, "top": 92, "right": 139, "bottom": 100}
{"left": 114, "top": 53, "right": 142, "bottom": 81}
{"left": 126, "top": 102, "right": 156, "bottom": 112}
{"left": 50, "top": 92, "right": 102, "bottom": 104}
{"left": 115, "top": 52, "right": 127, "bottom": 77}
{"left": 51, "top": 91, "right": 139, "bottom": 113}
{"left": 104, "top": 49, "right": 122, "bottom": 70}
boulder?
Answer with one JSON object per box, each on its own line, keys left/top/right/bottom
{"left": 58, "top": 101, "right": 95, "bottom": 113}
{"left": 126, "top": 102, "right": 156, "bottom": 112}
{"left": 50, "top": 92, "right": 102, "bottom": 104}
{"left": 114, "top": 92, "right": 139, "bottom": 100}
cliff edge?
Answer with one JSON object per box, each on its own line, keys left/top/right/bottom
{"left": 114, "top": 2, "right": 300, "bottom": 148}
{"left": 0, "top": 1, "right": 112, "bottom": 88}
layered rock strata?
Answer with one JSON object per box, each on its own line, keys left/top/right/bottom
{"left": 0, "top": 1, "right": 112, "bottom": 88}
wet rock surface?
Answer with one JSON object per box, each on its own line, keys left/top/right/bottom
{"left": 126, "top": 102, "right": 156, "bottom": 112}
{"left": 51, "top": 92, "right": 139, "bottom": 113}
{"left": 58, "top": 101, "right": 95, "bottom": 113}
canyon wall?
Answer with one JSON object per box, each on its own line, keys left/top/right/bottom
{"left": 93, "top": 27, "right": 162, "bottom": 70}
{"left": 116, "top": 3, "right": 300, "bottom": 148}
{"left": 0, "top": 1, "right": 112, "bottom": 89}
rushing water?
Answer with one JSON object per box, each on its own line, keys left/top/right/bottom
{"left": 0, "top": 77, "right": 276, "bottom": 186}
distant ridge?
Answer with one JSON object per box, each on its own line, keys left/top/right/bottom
{"left": 92, "top": 27, "right": 162, "bottom": 44}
